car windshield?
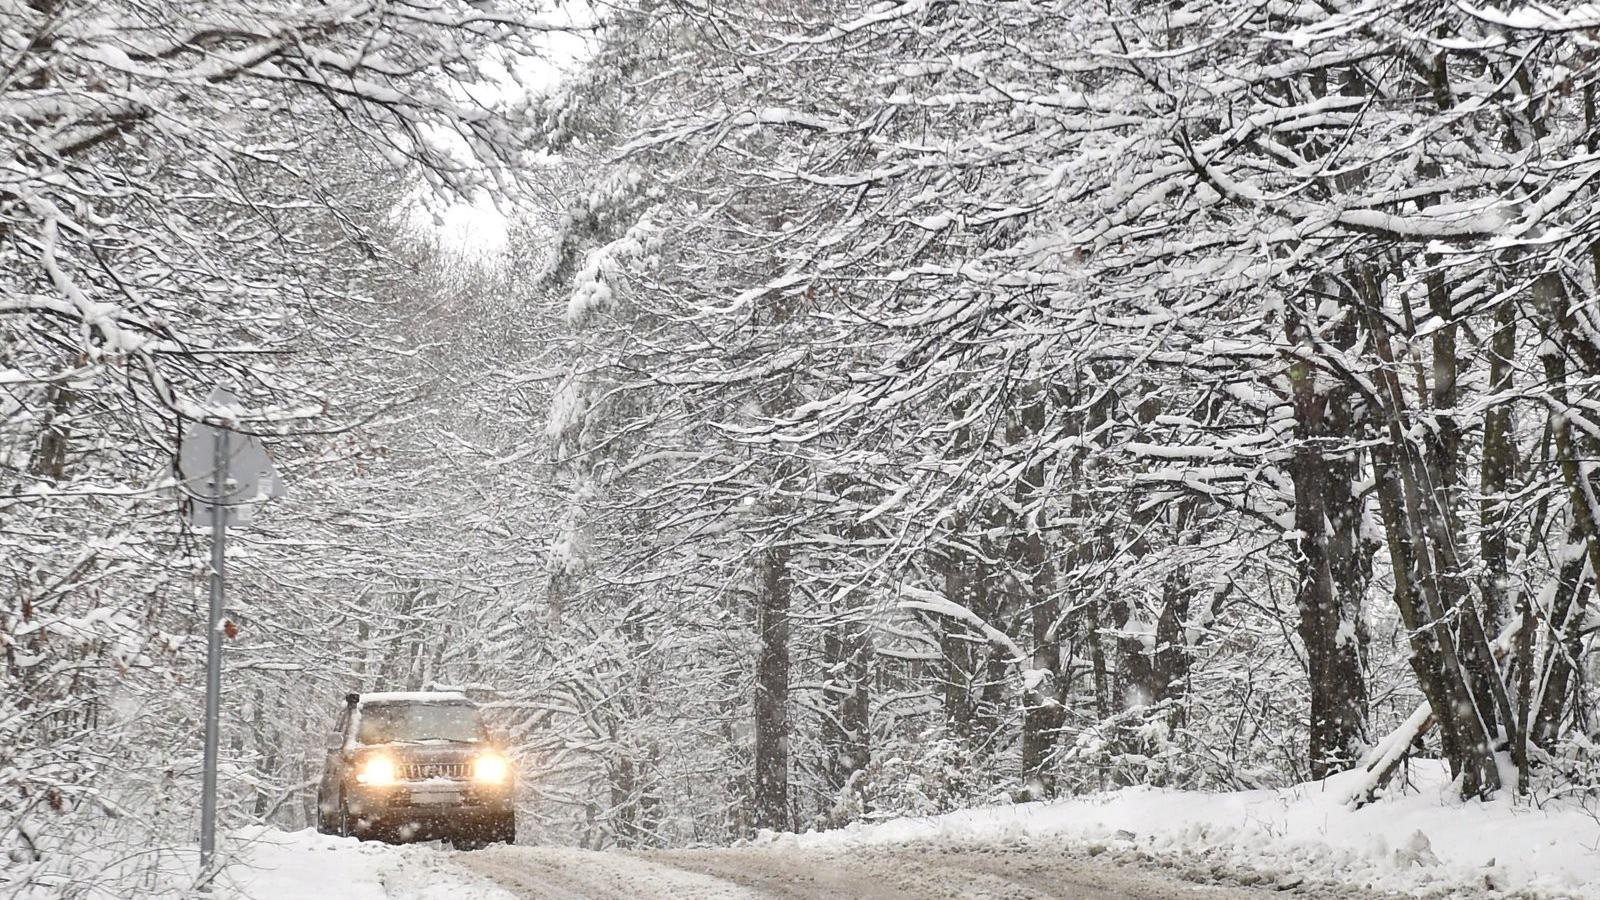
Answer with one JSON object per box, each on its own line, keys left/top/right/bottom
{"left": 356, "top": 702, "right": 482, "bottom": 744}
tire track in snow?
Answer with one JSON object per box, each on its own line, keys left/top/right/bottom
{"left": 637, "top": 847, "right": 938, "bottom": 899}
{"left": 905, "top": 846, "right": 1274, "bottom": 898}
{"left": 460, "top": 845, "right": 760, "bottom": 899}
{"left": 464, "top": 842, "right": 1294, "bottom": 899}
{"left": 638, "top": 845, "right": 1277, "bottom": 898}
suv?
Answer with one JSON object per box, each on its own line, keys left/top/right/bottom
{"left": 316, "top": 691, "right": 515, "bottom": 847}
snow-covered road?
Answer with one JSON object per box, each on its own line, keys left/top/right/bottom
{"left": 231, "top": 758, "right": 1600, "bottom": 900}
{"left": 223, "top": 829, "right": 1292, "bottom": 899}
{"left": 460, "top": 843, "right": 1277, "bottom": 899}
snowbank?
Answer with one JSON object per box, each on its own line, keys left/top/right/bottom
{"left": 780, "top": 763, "right": 1600, "bottom": 897}
{"left": 219, "top": 828, "right": 514, "bottom": 900}
{"left": 7, "top": 827, "right": 514, "bottom": 899}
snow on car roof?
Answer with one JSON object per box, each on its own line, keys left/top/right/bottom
{"left": 357, "top": 691, "right": 472, "bottom": 705}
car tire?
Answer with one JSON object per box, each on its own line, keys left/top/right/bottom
{"left": 493, "top": 814, "right": 515, "bottom": 845}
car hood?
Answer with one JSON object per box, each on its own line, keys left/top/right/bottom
{"left": 365, "top": 742, "right": 484, "bottom": 763}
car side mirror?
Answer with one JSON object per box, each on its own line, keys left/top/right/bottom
{"left": 325, "top": 732, "right": 344, "bottom": 751}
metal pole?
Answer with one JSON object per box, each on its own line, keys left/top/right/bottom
{"left": 199, "top": 427, "right": 228, "bottom": 881}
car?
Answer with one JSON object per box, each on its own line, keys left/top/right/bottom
{"left": 316, "top": 690, "right": 515, "bottom": 848}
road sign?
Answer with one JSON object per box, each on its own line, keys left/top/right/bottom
{"left": 176, "top": 387, "right": 286, "bottom": 885}
{"left": 178, "top": 388, "right": 286, "bottom": 526}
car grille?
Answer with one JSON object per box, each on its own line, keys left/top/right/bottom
{"left": 400, "top": 762, "right": 469, "bottom": 781}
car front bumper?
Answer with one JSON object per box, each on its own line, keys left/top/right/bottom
{"left": 347, "top": 781, "right": 512, "bottom": 838}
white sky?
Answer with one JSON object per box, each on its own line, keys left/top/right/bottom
{"left": 406, "top": 2, "right": 598, "bottom": 265}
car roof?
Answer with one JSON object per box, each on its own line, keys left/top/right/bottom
{"left": 356, "top": 691, "right": 473, "bottom": 706}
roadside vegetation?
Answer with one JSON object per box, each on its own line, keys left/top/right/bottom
{"left": 7, "top": 0, "right": 1600, "bottom": 894}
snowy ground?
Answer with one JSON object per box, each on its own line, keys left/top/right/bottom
{"left": 207, "top": 764, "right": 1600, "bottom": 899}
{"left": 216, "top": 828, "right": 515, "bottom": 900}
{"left": 219, "top": 829, "right": 1272, "bottom": 899}
{"left": 779, "top": 762, "right": 1600, "bottom": 899}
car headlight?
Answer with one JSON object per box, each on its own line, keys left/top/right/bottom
{"left": 473, "top": 752, "right": 511, "bottom": 784}
{"left": 356, "top": 755, "right": 396, "bottom": 786}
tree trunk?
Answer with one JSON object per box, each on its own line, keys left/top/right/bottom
{"left": 1540, "top": 276, "right": 1600, "bottom": 612}
{"left": 752, "top": 544, "right": 791, "bottom": 832}
{"left": 1012, "top": 384, "right": 1064, "bottom": 799}
{"left": 1363, "top": 294, "right": 1502, "bottom": 798}
{"left": 1530, "top": 277, "right": 1600, "bottom": 749}
{"left": 1286, "top": 301, "right": 1373, "bottom": 779}
{"left": 1088, "top": 598, "right": 1110, "bottom": 721}
{"left": 611, "top": 745, "right": 639, "bottom": 846}
{"left": 1106, "top": 385, "right": 1199, "bottom": 785}
{"left": 1479, "top": 300, "right": 1518, "bottom": 631}
{"left": 29, "top": 382, "right": 75, "bottom": 481}
{"left": 252, "top": 688, "right": 277, "bottom": 819}
{"left": 1479, "top": 297, "right": 1523, "bottom": 783}
{"left": 821, "top": 622, "right": 871, "bottom": 803}
{"left": 1531, "top": 532, "right": 1590, "bottom": 749}
{"left": 1018, "top": 529, "right": 1063, "bottom": 799}
{"left": 937, "top": 551, "right": 983, "bottom": 735}
{"left": 1422, "top": 267, "right": 1516, "bottom": 779}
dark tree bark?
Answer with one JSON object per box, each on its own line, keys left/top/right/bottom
{"left": 1017, "top": 529, "right": 1063, "bottom": 799}
{"left": 937, "top": 549, "right": 985, "bottom": 735}
{"left": 1530, "top": 277, "right": 1600, "bottom": 750}
{"left": 1363, "top": 291, "right": 1502, "bottom": 799}
{"left": 611, "top": 607, "right": 661, "bottom": 847}
{"left": 1108, "top": 385, "right": 1199, "bottom": 750}
{"left": 931, "top": 540, "right": 1011, "bottom": 745}
{"left": 1063, "top": 370, "right": 1118, "bottom": 727}
{"left": 1010, "top": 383, "right": 1064, "bottom": 799}
{"left": 1088, "top": 597, "right": 1111, "bottom": 721}
{"left": 1109, "top": 561, "right": 1200, "bottom": 711}
{"left": 1151, "top": 576, "right": 1192, "bottom": 710}
{"left": 252, "top": 688, "right": 278, "bottom": 819}
{"left": 610, "top": 745, "right": 638, "bottom": 845}
{"left": 1479, "top": 298, "right": 1523, "bottom": 784}
{"left": 1285, "top": 299, "right": 1374, "bottom": 779}
{"left": 28, "top": 382, "right": 75, "bottom": 481}
{"left": 1479, "top": 300, "right": 1519, "bottom": 632}
{"left": 752, "top": 544, "right": 791, "bottom": 832}
{"left": 1422, "top": 267, "right": 1517, "bottom": 780}
{"left": 820, "top": 622, "right": 871, "bottom": 800}
{"left": 1531, "top": 531, "right": 1590, "bottom": 750}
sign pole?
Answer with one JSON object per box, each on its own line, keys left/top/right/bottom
{"left": 199, "top": 427, "right": 229, "bottom": 880}
{"left": 177, "top": 387, "right": 283, "bottom": 886}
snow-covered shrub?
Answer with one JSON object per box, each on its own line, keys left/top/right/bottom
{"left": 857, "top": 727, "right": 1006, "bottom": 820}
{"left": 1054, "top": 699, "right": 1291, "bottom": 794}
{"left": 1056, "top": 704, "right": 1192, "bottom": 791}
{"left": 1530, "top": 732, "right": 1600, "bottom": 814}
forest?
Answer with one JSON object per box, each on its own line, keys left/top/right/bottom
{"left": 6, "top": 0, "right": 1600, "bottom": 894}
